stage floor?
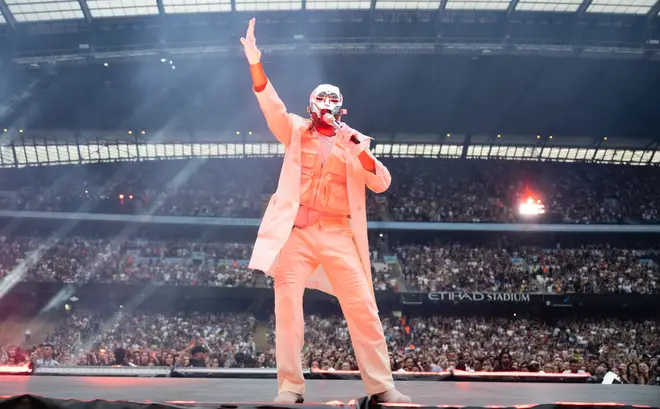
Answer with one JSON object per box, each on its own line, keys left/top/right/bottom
{"left": 0, "top": 376, "right": 658, "bottom": 407}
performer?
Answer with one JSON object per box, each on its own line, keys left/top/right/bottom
{"left": 242, "top": 18, "right": 411, "bottom": 404}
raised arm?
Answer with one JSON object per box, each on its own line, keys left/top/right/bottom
{"left": 241, "top": 18, "right": 292, "bottom": 147}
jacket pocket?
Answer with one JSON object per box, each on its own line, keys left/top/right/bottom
{"left": 301, "top": 148, "right": 316, "bottom": 170}
{"left": 322, "top": 179, "right": 349, "bottom": 213}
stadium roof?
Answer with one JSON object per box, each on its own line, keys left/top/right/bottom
{"left": 0, "top": 0, "right": 658, "bottom": 24}
{"left": 0, "top": 0, "right": 655, "bottom": 66}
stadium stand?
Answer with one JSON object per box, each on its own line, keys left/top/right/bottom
{"left": 0, "top": 160, "right": 659, "bottom": 224}
{"left": 1, "top": 310, "right": 658, "bottom": 387}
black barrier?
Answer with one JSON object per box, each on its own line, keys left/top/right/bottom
{"left": 171, "top": 367, "right": 279, "bottom": 379}
{"left": 3, "top": 365, "right": 591, "bottom": 383}
{"left": 424, "top": 291, "right": 660, "bottom": 308}
{"left": 8, "top": 283, "right": 660, "bottom": 311}
{"left": 450, "top": 370, "right": 590, "bottom": 383}
{"left": 168, "top": 367, "right": 589, "bottom": 384}
{"left": 307, "top": 370, "right": 452, "bottom": 382}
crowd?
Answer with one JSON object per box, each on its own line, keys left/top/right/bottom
{"left": 1, "top": 311, "right": 658, "bottom": 386}
{"left": 0, "top": 236, "right": 657, "bottom": 294}
{"left": 0, "top": 159, "right": 659, "bottom": 224}
{"left": 0, "top": 159, "right": 279, "bottom": 218}
{"left": 395, "top": 243, "right": 659, "bottom": 294}
{"left": 383, "top": 160, "right": 660, "bottom": 224}
{"left": 0, "top": 237, "right": 260, "bottom": 288}
{"left": 0, "top": 236, "right": 398, "bottom": 290}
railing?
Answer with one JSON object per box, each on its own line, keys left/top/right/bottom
{"left": 0, "top": 140, "right": 658, "bottom": 168}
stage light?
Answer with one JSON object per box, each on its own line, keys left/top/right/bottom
{"left": 141, "top": 130, "right": 146, "bottom": 135}
{"left": 2, "top": 129, "right": 6, "bottom": 132}
{"left": 161, "top": 58, "right": 167, "bottom": 62}
{"left": 536, "top": 135, "right": 540, "bottom": 139}
{"left": 19, "top": 129, "right": 23, "bottom": 133}
{"left": 236, "top": 131, "right": 240, "bottom": 135}
{"left": 33, "top": 366, "right": 169, "bottom": 377}
{"left": 497, "top": 134, "right": 501, "bottom": 138}
{"left": 549, "top": 135, "right": 553, "bottom": 139}
{"left": 519, "top": 196, "right": 545, "bottom": 216}
{"left": 118, "top": 194, "right": 125, "bottom": 200}
{"left": 248, "top": 131, "right": 253, "bottom": 135}
{"left": 129, "top": 194, "right": 134, "bottom": 200}
{"left": 169, "top": 60, "right": 173, "bottom": 65}
{"left": 0, "top": 364, "right": 32, "bottom": 375}
{"left": 172, "top": 66, "right": 176, "bottom": 70}
{"left": 128, "top": 131, "right": 132, "bottom": 135}
{"left": 446, "top": 133, "right": 450, "bottom": 137}
{"left": 604, "top": 137, "right": 608, "bottom": 141}
{"left": 103, "top": 63, "right": 109, "bottom": 67}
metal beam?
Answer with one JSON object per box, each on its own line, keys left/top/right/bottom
{"left": 643, "top": 139, "right": 659, "bottom": 150}
{"left": 577, "top": 0, "right": 594, "bottom": 14}
{"left": 648, "top": 0, "right": 660, "bottom": 21}
{"left": 648, "top": 141, "right": 660, "bottom": 165}
{"left": 591, "top": 137, "right": 604, "bottom": 162}
{"left": 77, "top": 0, "right": 92, "bottom": 23}
{"left": 506, "top": 0, "right": 520, "bottom": 16}
{"left": 157, "top": 0, "right": 165, "bottom": 15}
{"left": 435, "top": 0, "right": 449, "bottom": 30}
{"left": 460, "top": 134, "right": 471, "bottom": 159}
{"left": 10, "top": 142, "right": 18, "bottom": 168}
{"left": 230, "top": 0, "right": 236, "bottom": 12}
{"left": 368, "top": 0, "right": 377, "bottom": 43}
{"left": 75, "top": 133, "right": 83, "bottom": 164}
{"left": 0, "top": 0, "right": 16, "bottom": 29}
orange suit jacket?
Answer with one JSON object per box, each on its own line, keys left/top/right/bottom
{"left": 247, "top": 81, "right": 391, "bottom": 302}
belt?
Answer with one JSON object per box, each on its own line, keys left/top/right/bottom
{"left": 294, "top": 214, "right": 350, "bottom": 229}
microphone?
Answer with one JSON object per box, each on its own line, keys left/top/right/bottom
{"left": 322, "top": 112, "right": 341, "bottom": 130}
{"left": 322, "top": 113, "right": 369, "bottom": 145}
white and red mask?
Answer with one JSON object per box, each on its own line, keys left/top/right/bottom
{"left": 309, "top": 84, "right": 345, "bottom": 120}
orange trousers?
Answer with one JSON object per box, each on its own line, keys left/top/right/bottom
{"left": 274, "top": 217, "right": 394, "bottom": 396}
